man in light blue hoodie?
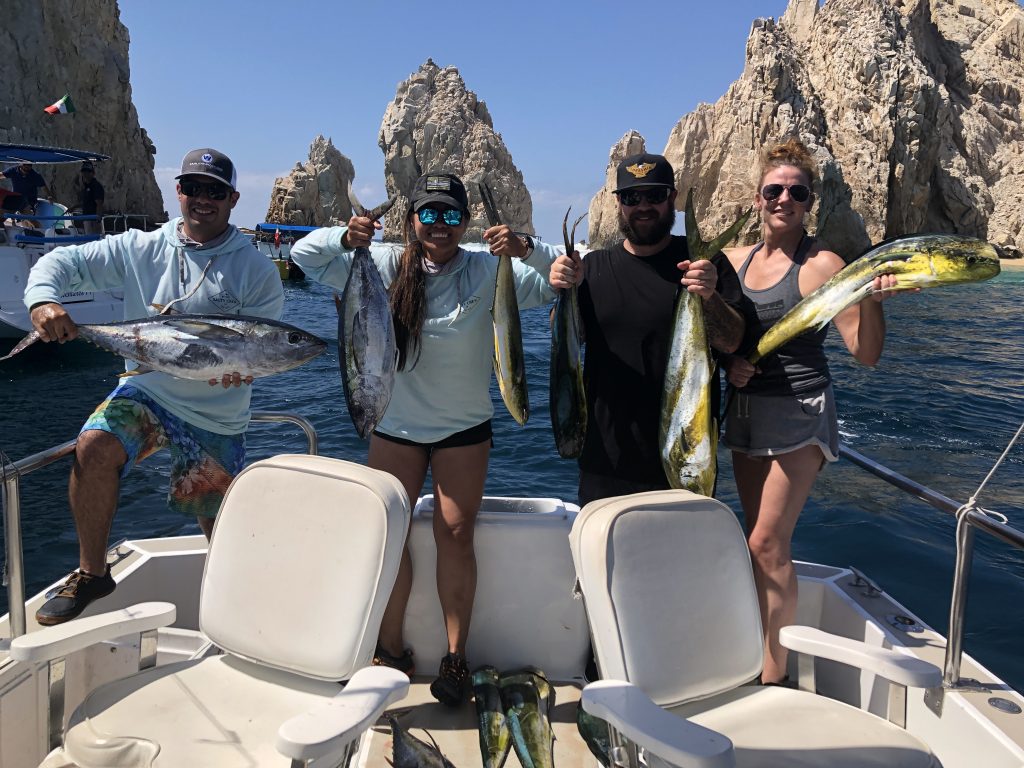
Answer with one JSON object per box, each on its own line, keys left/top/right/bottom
{"left": 25, "top": 148, "right": 284, "bottom": 625}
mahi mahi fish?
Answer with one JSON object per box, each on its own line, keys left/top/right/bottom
{"left": 748, "top": 233, "right": 1001, "bottom": 364}
{"left": 480, "top": 182, "right": 529, "bottom": 425}
{"left": 550, "top": 208, "right": 588, "bottom": 458}
{"left": 472, "top": 665, "right": 512, "bottom": 768}
{"left": 388, "top": 716, "right": 455, "bottom": 768}
{"left": 0, "top": 314, "right": 327, "bottom": 380}
{"left": 659, "top": 190, "right": 751, "bottom": 496}
{"left": 338, "top": 187, "right": 399, "bottom": 438}
{"left": 499, "top": 667, "right": 555, "bottom": 768}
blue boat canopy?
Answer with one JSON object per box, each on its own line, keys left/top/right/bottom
{"left": 0, "top": 143, "right": 110, "bottom": 165}
{"left": 255, "top": 223, "right": 320, "bottom": 234}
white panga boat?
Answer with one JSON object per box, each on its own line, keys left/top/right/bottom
{"left": 0, "top": 144, "right": 156, "bottom": 339}
{"left": 0, "top": 414, "right": 1021, "bottom": 767}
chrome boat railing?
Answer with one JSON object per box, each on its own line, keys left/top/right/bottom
{"left": 1, "top": 412, "right": 318, "bottom": 641}
{"left": 839, "top": 444, "right": 1024, "bottom": 699}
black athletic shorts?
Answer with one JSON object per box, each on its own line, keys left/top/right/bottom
{"left": 373, "top": 420, "right": 493, "bottom": 454}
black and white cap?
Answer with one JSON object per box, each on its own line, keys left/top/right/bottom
{"left": 176, "top": 148, "right": 237, "bottom": 189}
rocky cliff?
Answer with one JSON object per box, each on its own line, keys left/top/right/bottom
{"left": 588, "top": 131, "right": 649, "bottom": 249}
{"left": 378, "top": 59, "right": 533, "bottom": 242}
{"left": 0, "top": 0, "right": 164, "bottom": 223}
{"left": 265, "top": 135, "right": 356, "bottom": 227}
{"left": 659, "top": 0, "right": 1024, "bottom": 259}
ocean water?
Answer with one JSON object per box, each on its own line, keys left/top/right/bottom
{"left": 1, "top": 269, "right": 1022, "bottom": 691}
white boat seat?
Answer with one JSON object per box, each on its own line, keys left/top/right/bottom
{"left": 570, "top": 490, "right": 941, "bottom": 768}
{"left": 16, "top": 454, "right": 411, "bottom": 767}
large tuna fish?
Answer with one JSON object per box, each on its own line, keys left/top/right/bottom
{"left": 550, "top": 208, "right": 587, "bottom": 458}
{"left": 748, "top": 234, "right": 1001, "bottom": 364}
{"left": 339, "top": 188, "right": 398, "bottom": 438}
{"left": 0, "top": 314, "right": 326, "bottom": 379}
{"left": 480, "top": 182, "right": 529, "bottom": 425}
{"left": 659, "top": 190, "right": 750, "bottom": 496}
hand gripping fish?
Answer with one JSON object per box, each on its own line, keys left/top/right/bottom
{"left": 472, "top": 665, "right": 512, "bottom": 768}
{"left": 550, "top": 207, "right": 587, "bottom": 458}
{"left": 659, "top": 190, "right": 751, "bottom": 496}
{"left": 338, "top": 186, "right": 399, "bottom": 439}
{"left": 0, "top": 314, "right": 327, "bottom": 380}
{"left": 748, "top": 234, "right": 1001, "bottom": 364}
{"left": 480, "top": 182, "right": 529, "bottom": 425}
{"left": 499, "top": 667, "right": 555, "bottom": 768}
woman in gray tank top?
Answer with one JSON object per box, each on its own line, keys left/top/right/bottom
{"left": 721, "top": 138, "right": 900, "bottom": 685}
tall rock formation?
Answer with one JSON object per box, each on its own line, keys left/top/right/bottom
{"left": 265, "top": 135, "right": 356, "bottom": 227}
{"left": 378, "top": 59, "right": 533, "bottom": 242}
{"left": 0, "top": 0, "right": 164, "bottom": 223}
{"left": 588, "top": 131, "right": 649, "bottom": 249}
{"left": 661, "top": 0, "right": 1024, "bottom": 260}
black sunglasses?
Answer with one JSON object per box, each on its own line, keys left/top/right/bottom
{"left": 180, "top": 180, "right": 230, "bottom": 201}
{"left": 760, "top": 183, "right": 811, "bottom": 203}
{"left": 617, "top": 187, "right": 671, "bottom": 207}
{"left": 417, "top": 207, "right": 464, "bottom": 226}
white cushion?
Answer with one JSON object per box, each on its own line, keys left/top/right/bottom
{"left": 200, "top": 455, "right": 409, "bottom": 681}
{"left": 59, "top": 654, "right": 345, "bottom": 767}
{"left": 672, "top": 685, "right": 940, "bottom": 768}
{"left": 569, "top": 491, "right": 763, "bottom": 706}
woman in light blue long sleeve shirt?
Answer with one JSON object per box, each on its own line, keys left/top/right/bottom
{"left": 291, "top": 173, "right": 557, "bottom": 705}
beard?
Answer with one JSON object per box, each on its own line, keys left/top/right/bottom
{"left": 618, "top": 206, "right": 675, "bottom": 246}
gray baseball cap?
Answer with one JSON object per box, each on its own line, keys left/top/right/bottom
{"left": 176, "top": 148, "right": 237, "bottom": 189}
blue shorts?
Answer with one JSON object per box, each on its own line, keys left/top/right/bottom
{"left": 80, "top": 382, "right": 245, "bottom": 518}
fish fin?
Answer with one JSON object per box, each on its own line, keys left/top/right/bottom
{"left": 333, "top": 293, "right": 343, "bottom": 316}
{"left": 163, "top": 319, "right": 244, "bottom": 340}
{"left": 347, "top": 181, "right": 367, "bottom": 218}
{"left": 118, "top": 365, "right": 154, "bottom": 378}
{"left": 0, "top": 330, "right": 41, "bottom": 361}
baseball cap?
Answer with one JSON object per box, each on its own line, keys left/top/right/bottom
{"left": 409, "top": 173, "right": 469, "bottom": 212}
{"left": 614, "top": 153, "right": 675, "bottom": 193}
{"left": 176, "top": 148, "right": 237, "bottom": 189}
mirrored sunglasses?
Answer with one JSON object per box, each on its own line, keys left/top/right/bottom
{"left": 617, "top": 187, "right": 671, "bottom": 207}
{"left": 417, "top": 207, "right": 464, "bottom": 226}
{"left": 180, "top": 180, "right": 230, "bottom": 201}
{"left": 760, "top": 183, "right": 811, "bottom": 203}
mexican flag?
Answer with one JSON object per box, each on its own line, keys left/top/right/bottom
{"left": 43, "top": 93, "right": 76, "bottom": 115}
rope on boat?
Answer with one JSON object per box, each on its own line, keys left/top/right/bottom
{"left": 953, "top": 418, "right": 1023, "bottom": 526}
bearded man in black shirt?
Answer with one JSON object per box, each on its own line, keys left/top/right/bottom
{"left": 549, "top": 153, "right": 746, "bottom": 505}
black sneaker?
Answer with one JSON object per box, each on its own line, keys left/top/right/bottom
{"left": 35, "top": 567, "right": 116, "bottom": 626}
{"left": 430, "top": 652, "right": 469, "bottom": 707}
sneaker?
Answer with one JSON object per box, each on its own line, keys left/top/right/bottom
{"left": 372, "top": 643, "right": 415, "bottom": 676}
{"left": 430, "top": 652, "right": 469, "bottom": 707}
{"left": 35, "top": 567, "right": 116, "bottom": 626}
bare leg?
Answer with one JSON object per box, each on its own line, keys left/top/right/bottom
{"left": 70, "top": 430, "right": 128, "bottom": 575}
{"left": 368, "top": 436, "right": 429, "bottom": 657}
{"left": 733, "top": 445, "right": 822, "bottom": 683}
{"left": 429, "top": 439, "right": 490, "bottom": 656}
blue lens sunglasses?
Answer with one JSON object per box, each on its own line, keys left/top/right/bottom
{"left": 417, "top": 207, "right": 464, "bottom": 226}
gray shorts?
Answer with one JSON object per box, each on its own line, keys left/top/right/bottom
{"left": 723, "top": 384, "right": 839, "bottom": 463}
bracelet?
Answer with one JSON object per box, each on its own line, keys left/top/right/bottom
{"left": 520, "top": 234, "right": 534, "bottom": 259}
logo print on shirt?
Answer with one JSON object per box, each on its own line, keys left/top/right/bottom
{"left": 208, "top": 290, "right": 241, "bottom": 312}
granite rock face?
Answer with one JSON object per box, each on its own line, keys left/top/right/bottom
{"left": 587, "top": 130, "right": 649, "bottom": 249}
{"left": 0, "top": 0, "right": 164, "bottom": 223}
{"left": 265, "top": 135, "right": 356, "bottom": 227}
{"left": 661, "top": 0, "right": 1024, "bottom": 260}
{"left": 378, "top": 59, "right": 533, "bottom": 242}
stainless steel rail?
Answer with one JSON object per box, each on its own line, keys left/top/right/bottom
{"left": 1, "top": 412, "right": 317, "bottom": 640}
{"left": 839, "top": 444, "right": 1023, "bottom": 689}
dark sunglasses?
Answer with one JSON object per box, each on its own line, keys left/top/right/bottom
{"left": 760, "top": 183, "right": 811, "bottom": 203}
{"left": 180, "top": 180, "right": 230, "bottom": 201}
{"left": 617, "top": 187, "right": 671, "bottom": 207}
{"left": 417, "top": 207, "right": 464, "bottom": 226}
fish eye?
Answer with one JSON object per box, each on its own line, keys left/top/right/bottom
{"left": 287, "top": 332, "right": 301, "bottom": 344}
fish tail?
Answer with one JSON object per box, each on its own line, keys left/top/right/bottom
{"left": 0, "top": 330, "right": 41, "bottom": 361}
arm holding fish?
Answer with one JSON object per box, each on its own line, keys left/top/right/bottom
{"left": 509, "top": 238, "right": 561, "bottom": 308}
{"left": 678, "top": 255, "right": 745, "bottom": 354}
{"left": 482, "top": 224, "right": 531, "bottom": 260}
{"left": 288, "top": 225, "right": 357, "bottom": 291}
{"left": 549, "top": 249, "right": 584, "bottom": 290}
{"left": 340, "top": 214, "right": 380, "bottom": 249}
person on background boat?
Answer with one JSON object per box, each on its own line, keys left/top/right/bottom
{"left": 720, "top": 136, "right": 900, "bottom": 685}
{"left": 3, "top": 162, "right": 52, "bottom": 212}
{"left": 290, "top": 172, "right": 559, "bottom": 707}
{"left": 25, "top": 148, "right": 283, "bottom": 626}
{"left": 69, "top": 161, "right": 105, "bottom": 235}
{"left": 549, "top": 153, "right": 746, "bottom": 506}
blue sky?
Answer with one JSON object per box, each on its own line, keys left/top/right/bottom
{"left": 120, "top": 0, "right": 791, "bottom": 241}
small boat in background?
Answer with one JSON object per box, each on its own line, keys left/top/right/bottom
{"left": 252, "top": 222, "right": 314, "bottom": 280}
{"left": 0, "top": 143, "right": 158, "bottom": 338}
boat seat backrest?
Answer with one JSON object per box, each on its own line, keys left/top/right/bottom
{"left": 569, "top": 490, "right": 763, "bottom": 707}
{"left": 199, "top": 454, "right": 409, "bottom": 682}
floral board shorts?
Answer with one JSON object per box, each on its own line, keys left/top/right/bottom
{"left": 80, "top": 382, "right": 245, "bottom": 519}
